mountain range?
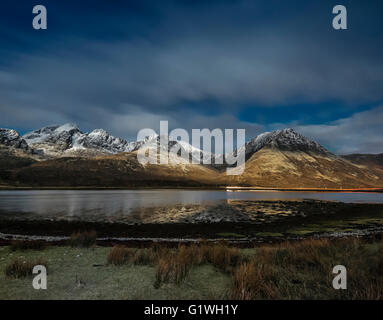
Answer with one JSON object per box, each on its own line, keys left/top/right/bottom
{"left": 21, "top": 123, "right": 144, "bottom": 157}
{"left": 0, "top": 124, "right": 382, "bottom": 188}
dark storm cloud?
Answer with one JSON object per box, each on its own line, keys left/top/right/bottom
{"left": 0, "top": 0, "right": 382, "bottom": 153}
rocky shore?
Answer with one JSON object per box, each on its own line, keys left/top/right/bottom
{"left": 1, "top": 200, "right": 383, "bottom": 243}
{"left": 0, "top": 199, "right": 359, "bottom": 224}
{"left": 127, "top": 199, "right": 347, "bottom": 224}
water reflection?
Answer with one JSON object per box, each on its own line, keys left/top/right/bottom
{"left": 0, "top": 189, "right": 382, "bottom": 220}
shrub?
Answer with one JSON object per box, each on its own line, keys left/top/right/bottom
{"left": 10, "top": 240, "right": 46, "bottom": 251}
{"left": 5, "top": 258, "right": 48, "bottom": 278}
{"left": 68, "top": 231, "right": 97, "bottom": 248}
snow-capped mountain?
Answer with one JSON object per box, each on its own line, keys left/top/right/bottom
{"left": 136, "top": 134, "right": 213, "bottom": 165}
{"left": 5, "top": 125, "right": 330, "bottom": 162}
{"left": 225, "top": 128, "right": 381, "bottom": 188}
{"left": 23, "top": 123, "right": 143, "bottom": 157}
{"left": 72, "top": 128, "right": 142, "bottom": 153}
{"left": 1, "top": 124, "right": 382, "bottom": 188}
{"left": 177, "top": 140, "right": 214, "bottom": 163}
{"left": 3, "top": 123, "right": 211, "bottom": 160}
{"left": 235, "top": 128, "right": 330, "bottom": 160}
{"left": 23, "top": 124, "right": 82, "bottom": 155}
{"left": 0, "top": 128, "right": 31, "bottom": 153}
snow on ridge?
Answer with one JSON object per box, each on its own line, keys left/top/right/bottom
{"left": 0, "top": 128, "right": 31, "bottom": 152}
{"left": 244, "top": 128, "right": 329, "bottom": 155}
{"left": 11, "top": 124, "right": 330, "bottom": 159}
{"left": 22, "top": 123, "right": 139, "bottom": 156}
{"left": 23, "top": 123, "right": 82, "bottom": 145}
{"left": 0, "top": 128, "right": 20, "bottom": 140}
{"left": 54, "top": 123, "right": 79, "bottom": 133}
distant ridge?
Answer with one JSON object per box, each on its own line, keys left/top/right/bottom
{"left": 0, "top": 124, "right": 382, "bottom": 188}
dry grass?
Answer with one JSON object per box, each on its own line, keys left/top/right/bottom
{"left": 131, "top": 248, "right": 157, "bottom": 265}
{"left": 153, "top": 243, "right": 244, "bottom": 288}
{"left": 376, "top": 245, "right": 383, "bottom": 276}
{"left": 10, "top": 240, "right": 46, "bottom": 251}
{"left": 228, "top": 237, "right": 383, "bottom": 300}
{"left": 4, "top": 258, "right": 48, "bottom": 278}
{"left": 107, "top": 246, "right": 158, "bottom": 266}
{"left": 230, "top": 259, "right": 279, "bottom": 300}
{"left": 104, "top": 238, "right": 383, "bottom": 298}
{"left": 68, "top": 231, "right": 97, "bottom": 248}
{"left": 107, "top": 242, "right": 253, "bottom": 288}
{"left": 107, "top": 246, "right": 132, "bottom": 265}
{"left": 154, "top": 247, "right": 191, "bottom": 288}
{"left": 204, "top": 243, "right": 243, "bottom": 273}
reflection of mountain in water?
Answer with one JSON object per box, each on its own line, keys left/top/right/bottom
{"left": 0, "top": 190, "right": 382, "bottom": 223}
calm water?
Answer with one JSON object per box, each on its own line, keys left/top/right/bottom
{"left": 0, "top": 189, "right": 382, "bottom": 219}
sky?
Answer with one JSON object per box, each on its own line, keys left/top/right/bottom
{"left": 0, "top": 0, "right": 382, "bottom": 154}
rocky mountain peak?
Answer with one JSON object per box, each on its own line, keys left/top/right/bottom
{"left": 23, "top": 123, "right": 83, "bottom": 153}
{"left": 0, "top": 128, "right": 31, "bottom": 152}
{"left": 270, "top": 128, "right": 328, "bottom": 153}
{"left": 22, "top": 123, "right": 143, "bottom": 156}
{"left": 238, "top": 128, "right": 330, "bottom": 160}
{"left": 3, "top": 123, "right": 331, "bottom": 161}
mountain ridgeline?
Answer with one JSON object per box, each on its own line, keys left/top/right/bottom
{"left": 0, "top": 124, "right": 382, "bottom": 188}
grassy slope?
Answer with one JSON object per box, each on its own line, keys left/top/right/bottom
{"left": 227, "top": 147, "right": 383, "bottom": 188}
{"left": 2, "top": 145, "right": 382, "bottom": 188}
{"left": 7, "top": 152, "right": 224, "bottom": 188}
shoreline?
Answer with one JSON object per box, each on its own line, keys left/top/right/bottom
{"left": 1, "top": 226, "right": 383, "bottom": 248}
{"left": 0, "top": 185, "right": 382, "bottom": 192}
{"left": 1, "top": 200, "right": 383, "bottom": 245}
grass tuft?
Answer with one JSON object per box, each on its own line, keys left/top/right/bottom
{"left": 154, "top": 248, "right": 190, "bottom": 288}
{"left": 204, "top": 243, "right": 243, "bottom": 273}
{"left": 107, "top": 246, "right": 158, "bottom": 266}
{"left": 230, "top": 259, "right": 279, "bottom": 300}
{"left": 107, "top": 246, "right": 133, "bottom": 265}
{"left": 5, "top": 258, "right": 48, "bottom": 278}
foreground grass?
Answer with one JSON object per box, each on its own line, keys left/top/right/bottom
{"left": 0, "top": 246, "right": 229, "bottom": 299}
{"left": 0, "top": 237, "right": 382, "bottom": 300}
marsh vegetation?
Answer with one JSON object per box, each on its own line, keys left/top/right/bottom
{"left": 1, "top": 236, "right": 383, "bottom": 299}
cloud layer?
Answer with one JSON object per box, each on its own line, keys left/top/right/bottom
{"left": 0, "top": 0, "right": 382, "bottom": 154}
{"left": 294, "top": 106, "right": 383, "bottom": 154}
